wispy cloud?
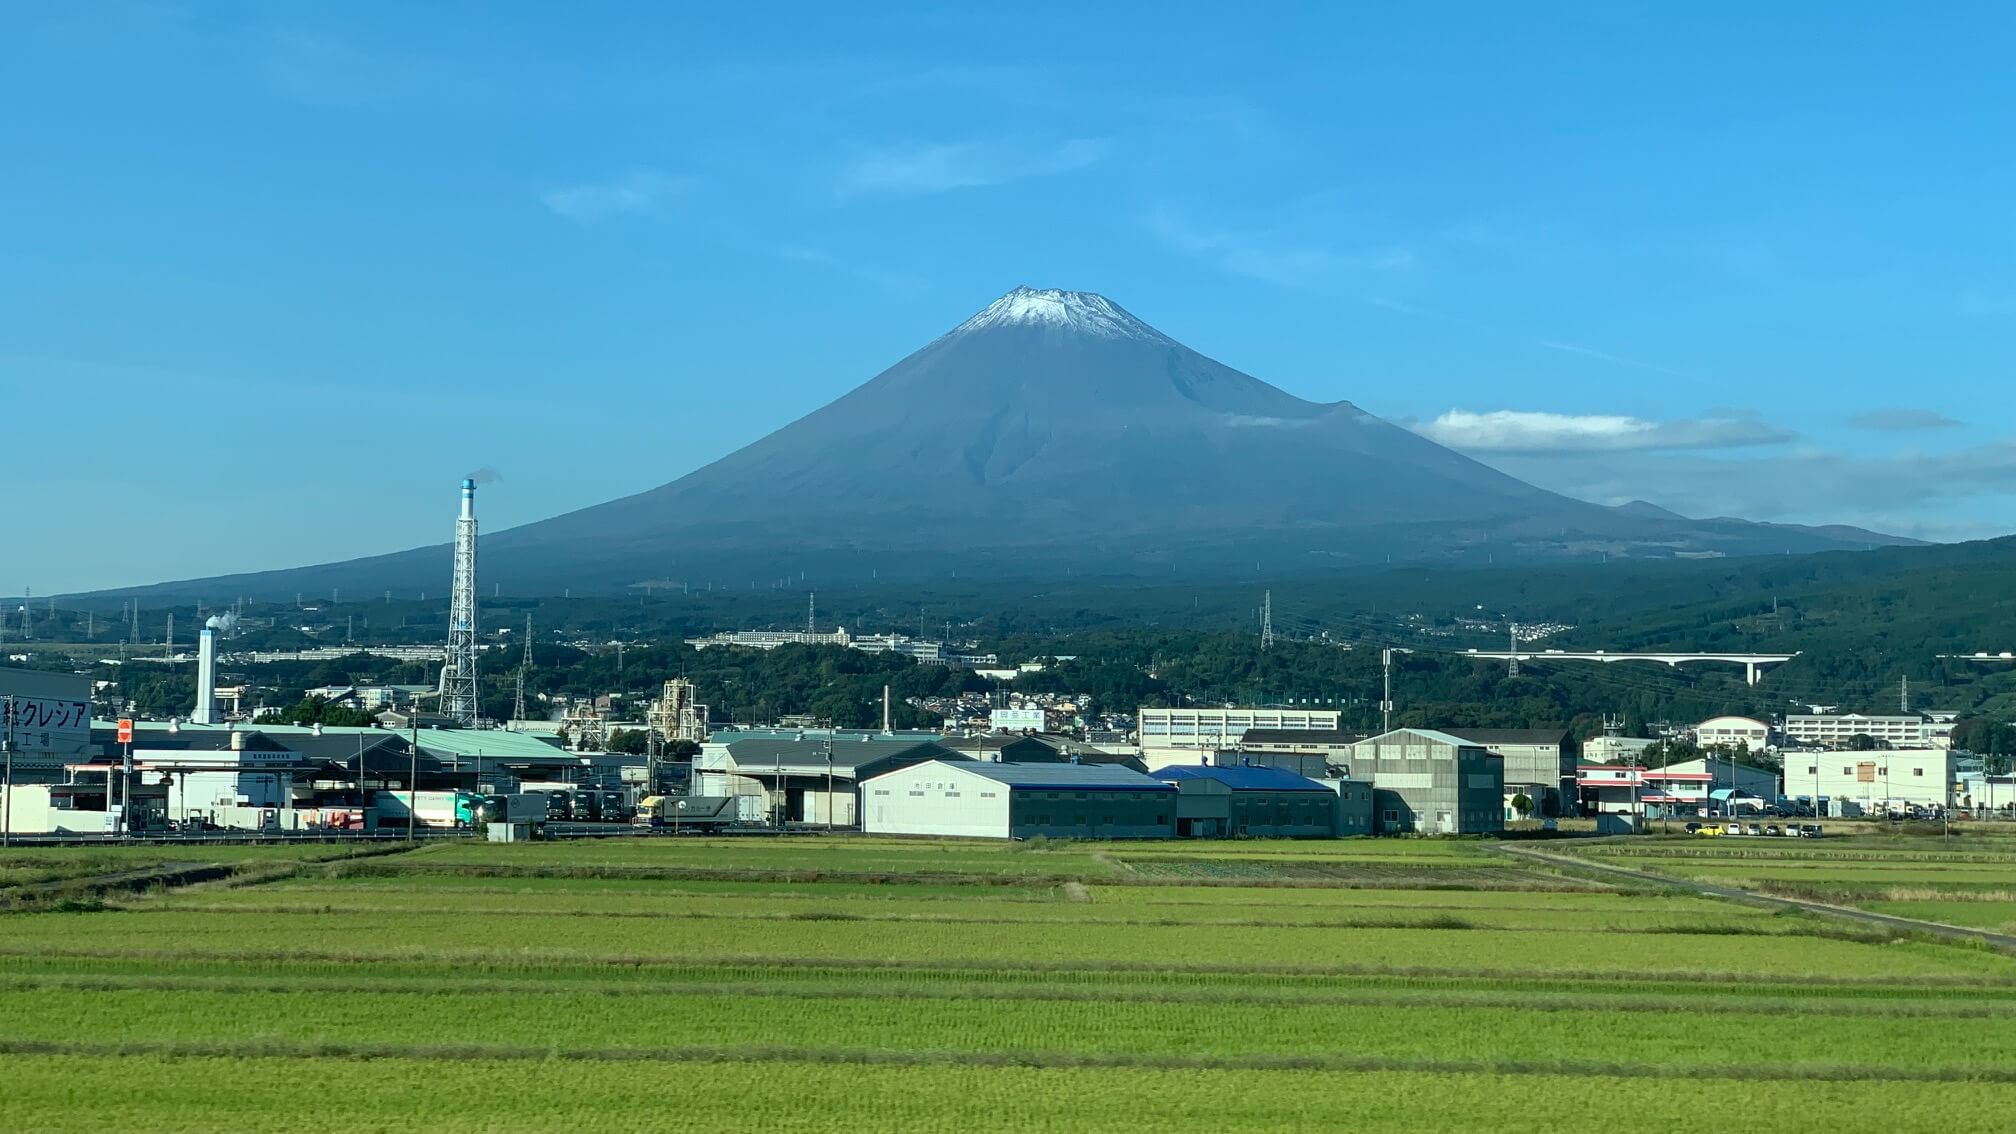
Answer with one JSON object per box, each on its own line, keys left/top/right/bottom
{"left": 1414, "top": 409, "right": 1792, "bottom": 454}
{"left": 1146, "top": 205, "right": 1413, "bottom": 286}
{"left": 838, "top": 138, "right": 1106, "bottom": 196}
{"left": 1533, "top": 338, "right": 1693, "bottom": 379}
{"left": 541, "top": 171, "right": 691, "bottom": 222}
{"left": 1851, "top": 408, "right": 1961, "bottom": 432}
{"left": 762, "top": 241, "right": 926, "bottom": 293}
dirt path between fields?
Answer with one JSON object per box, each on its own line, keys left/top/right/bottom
{"left": 1492, "top": 841, "right": 2016, "bottom": 956}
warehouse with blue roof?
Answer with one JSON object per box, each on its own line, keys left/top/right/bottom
{"left": 860, "top": 759, "right": 1175, "bottom": 839}
{"left": 1153, "top": 764, "right": 1372, "bottom": 838}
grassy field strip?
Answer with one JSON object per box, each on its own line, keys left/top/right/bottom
{"left": 124, "top": 892, "right": 1782, "bottom": 932}
{"left": 224, "top": 874, "right": 1666, "bottom": 909}
{"left": 8, "top": 970, "right": 2016, "bottom": 1019}
{"left": 0, "top": 908, "right": 1999, "bottom": 975}
{"left": 1, "top": 1035, "right": 2014, "bottom": 1086}
{"left": 6, "top": 951, "right": 2012, "bottom": 998}
{"left": 8, "top": 1056, "right": 2014, "bottom": 1134}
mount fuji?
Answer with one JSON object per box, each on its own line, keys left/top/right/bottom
{"left": 111, "top": 287, "right": 1914, "bottom": 597}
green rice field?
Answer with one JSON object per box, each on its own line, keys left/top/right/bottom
{"left": 3, "top": 833, "right": 2013, "bottom": 1132}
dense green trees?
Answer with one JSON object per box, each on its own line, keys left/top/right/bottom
{"left": 258, "top": 695, "right": 378, "bottom": 728}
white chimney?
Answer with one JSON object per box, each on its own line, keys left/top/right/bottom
{"left": 192, "top": 621, "right": 219, "bottom": 725}
{"left": 311, "top": 722, "right": 323, "bottom": 736}
{"left": 230, "top": 730, "right": 246, "bottom": 752}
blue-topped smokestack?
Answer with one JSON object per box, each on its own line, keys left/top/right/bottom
{"left": 460, "top": 478, "right": 476, "bottom": 520}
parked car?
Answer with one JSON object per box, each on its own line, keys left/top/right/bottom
{"left": 1692, "top": 824, "right": 1723, "bottom": 837}
{"left": 1797, "top": 824, "right": 1825, "bottom": 838}
{"left": 1684, "top": 822, "right": 1703, "bottom": 834}
{"left": 1764, "top": 824, "right": 1781, "bottom": 837}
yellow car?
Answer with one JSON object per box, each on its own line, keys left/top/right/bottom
{"left": 1692, "top": 824, "right": 1723, "bottom": 837}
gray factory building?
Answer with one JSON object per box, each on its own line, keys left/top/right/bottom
{"left": 1439, "top": 728, "right": 1577, "bottom": 818}
{"left": 695, "top": 729, "right": 965, "bottom": 826}
{"left": 1348, "top": 729, "right": 1506, "bottom": 835}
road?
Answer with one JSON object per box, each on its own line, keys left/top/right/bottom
{"left": 1494, "top": 840, "right": 2016, "bottom": 954}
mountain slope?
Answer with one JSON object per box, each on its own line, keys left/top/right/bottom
{"left": 101, "top": 287, "right": 1919, "bottom": 598}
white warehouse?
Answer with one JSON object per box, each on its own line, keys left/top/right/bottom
{"left": 861, "top": 760, "right": 1176, "bottom": 840}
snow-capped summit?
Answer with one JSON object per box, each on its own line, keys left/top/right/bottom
{"left": 949, "top": 286, "right": 1171, "bottom": 343}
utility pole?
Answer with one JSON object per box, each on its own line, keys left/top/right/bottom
{"left": 1900, "top": 674, "right": 1911, "bottom": 714}
{"left": 1260, "top": 590, "right": 1274, "bottom": 651}
{"left": 1507, "top": 624, "right": 1520, "bottom": 678}
{"left": 1380, "top": 648, "right": 1411, "bottom": 735}
{"left": 808, "top": 592, "right": 816, "bottom": 636}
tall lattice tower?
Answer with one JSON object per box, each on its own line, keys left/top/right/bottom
{"left": 1260, "top": 590, "right": 1275, "bottom": 651}
{"left": 442, "top": 478, "right": 481, "bottom": 727}
{"left": 512, "top": 614, "right": 532, "bottom": 722}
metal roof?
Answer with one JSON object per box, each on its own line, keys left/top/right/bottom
{"left": 1439, "top": 728, "right": 1573, "bottom": 745}
{"left": 1239, "top": 729, "right": 1366, "bottom": 746}
{"left": 1359, "top": 728, "right": 1482, "bottom": 749}
{"left": 1151, "top": 765, "right": 1335, "bottom": 793}
{"left": 901, "top": 759, "right": 1173, "bottom": 791}
{"left": 720, "top": 735, "right": 959, "bottom": 772}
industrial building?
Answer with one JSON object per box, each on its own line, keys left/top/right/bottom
{"left": 1788, "top": 749, "right": 1958, "bottom": 813}
{"left": 1234, "top": 728, "right": 1364, "bottom": 778}
{"left": 861, "top": 759, "right": 1175, "bottom": 839}
{"left": 1346, "top": 729, "right": 1506, "bottom": 835}
{"left": 1152, "top": 764, "right": 1369, "bottom": 837}
{"left": 694, "top": 729, "right": 963, "bottom": 825}
{"left": 938, "top": 732, "right": 1146, "bottom": 771}
{"left": 1694, "top": 715, "right": 1773, "bottom": 750}
{"left": 1137, "top": 706, "right": 1343, "bottom": 765}
{"left": 1439, "top": 728, "right": 1576, "bottom": 817}
{"left": 1582, "top": 734, "right": 1657, "bottom": 762}
{"left": 1783, "top": 713, "right": 1931, "bottom": 748}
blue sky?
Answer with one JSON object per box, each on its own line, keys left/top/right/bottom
{"left": 7, "top": 2, "right": 2016, "bottom": 592}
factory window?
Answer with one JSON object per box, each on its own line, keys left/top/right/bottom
{"left": 1842, "top": 767, "right": 1852, "bottom": 775}
{"left": 1806, "top": 766, "right": 1816, "bottom": 775}
{"left": 908, "top": 790, "right": 925, "bottom": 797}
{"left": 980, "top": 791, "right": 997, "bottom": 798}
{"left": 872, "top": 789, "right": 890, "bottom": 796}
{"left": 1102, "top": 815, "right": 1113, "bottom": 825}
{"left": 1913, "top": 768, "right": 1924, "bottom": 777}
{"left": 944, "top": 791, "right": 960, "bottom": 798}
{"left": 1047, "top": 792, "right": 1061, "bottom": 799}
{"left": 1156, "top": 814, "right": 1167, "bottom": 824}
{"left": 1074, "top": 815, "right": 1086, "bottom": 825}
{"left": 1383, "top": 810, "right": 1398, "bottom": 823}
{"left": 1075, "top": 792, "right": 1088, "bottom": 799}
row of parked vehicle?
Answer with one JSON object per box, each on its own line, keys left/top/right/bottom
{"left": 1686, "top": 821, "right": 1824, "bottom": 838}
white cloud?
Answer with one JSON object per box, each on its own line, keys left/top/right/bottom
{"left": 1415, "top": 409, "right": 1792, "bottom": 454}
{"left": 1482, "top": 443, "right": 2016, "bottom": 539}
{"left": 838, "top": 138, "right": 1106, "bottom": 196}
{"left": 1851, "top": 408, "right": 1961, "bottom": 432}
{"left": 541, "top": 171, "right": 690, "bottom": 222}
